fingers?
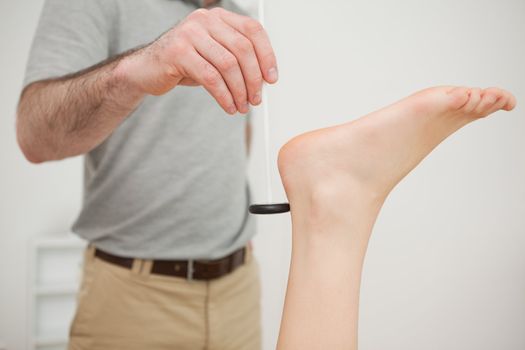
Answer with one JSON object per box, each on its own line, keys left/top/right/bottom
{"left": 181, "top": 49, "right": 237, "bottom": 115}
{"left": 193, "top": 34, "right": 250, "bottom": 113}
{"left": 213, "top": 8, "right": 279, "bottom": 84}
{"left": 166, "top": 8, "right": 278, "bottom": 114}
{"left": 208, "top": 17, "right": 264, "bottom": 106}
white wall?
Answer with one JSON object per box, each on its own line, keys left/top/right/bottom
{"left": 1, "top": 0, "right": 524, "bottom": 350}
{"left": 0, "top": 0, "right": 83, "bottom": 349}
{"left": 250, "top": 0, "right": 525, "bottom": 349}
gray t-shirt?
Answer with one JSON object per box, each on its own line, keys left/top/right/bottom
{"left": 24, "top": 0, "right": 255, "bottom": 260}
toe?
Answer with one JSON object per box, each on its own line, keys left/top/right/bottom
{"left": 503, "top": 92, "right": 517, "bottom": 111}
{"left": 446, "top": 86, "right": 471, "bottom": 110}
{"left": 461, "top": 87, "right": 482, "bottom": 114}
{"left": 484, "top": 94, "right": 508, "bottom": 117}
{"left": 475, "top": 88, "right": 501, "bottom": 117}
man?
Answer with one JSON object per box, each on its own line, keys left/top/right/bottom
{"left": 17, "top": 0, "right": 278, "bottom": 349}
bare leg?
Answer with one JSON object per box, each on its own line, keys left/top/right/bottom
{"left": 276, "top": 86, "right": 516, "bottom": 350}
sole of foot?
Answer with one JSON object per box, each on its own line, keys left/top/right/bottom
{"left": 278, "top": 86, "right": 517, "bottom": 214}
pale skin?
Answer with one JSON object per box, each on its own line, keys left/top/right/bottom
{"left": 275, "top": 86, "right": 517, "bottom": 349}
{"left": 16, "top": 8, "right": 277, "bottom": 163}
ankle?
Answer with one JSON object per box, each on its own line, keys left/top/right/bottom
{"left": 312, "top": 179, "right": 383, "bottom": 209}
{"left": 289, "top": 180, "right": 384, "bottom": 238}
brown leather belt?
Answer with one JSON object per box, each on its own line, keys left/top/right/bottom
{"left": 94, "top": 247, "right": 246, "bottom": 281}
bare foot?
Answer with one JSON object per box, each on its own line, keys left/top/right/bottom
{"left": 275, "top": 86, "right": 516, "bottom": 350}
{"left": 278, "top": 86, "right": 516, "bottom": 216}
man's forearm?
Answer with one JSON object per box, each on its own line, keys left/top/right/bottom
{"left": 17, "top": 52, "right": 145, "bottom": 163}
{"left": 17, "top": 7, "right": 279, "bottom": 163}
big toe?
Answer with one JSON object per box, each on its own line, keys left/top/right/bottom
{"left": 446, "top": 86, "right": 472, "bottom": 110}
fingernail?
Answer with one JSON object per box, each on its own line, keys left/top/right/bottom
{"left": 267, "top": 67, "right": 278, "bottom": 83}
{"left": 243, "top": 102, "right": 250, "bottom": 113}
{"left": 253, "top": 91, "right": 262, "bottom": 105}
{"left": 227, "top": 105, "right": 237, "bottom": 115}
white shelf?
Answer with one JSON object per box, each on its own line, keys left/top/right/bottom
{"left": 35, "top": 283, "right": 79, "bottom": 296}
{"left": 33, "top": 236, "right": 85, "bottom": 249}
{"left": 28, "top": 234, "right": 86, "bottom": 350}
{"left": 34, "top": 334, "right": 68, "bottom": 347}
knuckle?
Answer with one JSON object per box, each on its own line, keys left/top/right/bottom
{"left": 233, "top": 36, "right": 252, "bottom": 53}
{"left": 202, "top": 67, "right": 221, "bottom": 87}
{"left": 189, "top": 8, "right": 209, "bottom": 20}
{"left": 243, "top": 19, "right": 264, "bottom": 36}
{"left": 220, "top": 91, "right": 232, "bottom": 102}
{"left": 179, "top": 21, "right": 200, "bottom": 37}
{"left": 232, "top": 82, "right": 247, "bottom": 97}
{"left": 262, "top": 51, "right": 276, "bottom": 64}
{"left": 249, "top": 74, "right": 263, "bottom": 89}
{"left": 209, "top": 7, "right": 224, "bottom": 16}
{"left": 215, "top": 90, "right": 231, "bottom": 106}
{"left": 219, "top": 55, "right": 238, "bottom": 71}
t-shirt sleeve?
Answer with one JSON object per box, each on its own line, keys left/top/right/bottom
{"left": 221, "top": 0, "right": 251, "bottom": 17}
{"left": 23, "top": 0, "right": 115, "bottom": 87}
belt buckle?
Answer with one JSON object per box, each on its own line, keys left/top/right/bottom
{"left": 186, "top": 260, "right": 195, "bottom": 281}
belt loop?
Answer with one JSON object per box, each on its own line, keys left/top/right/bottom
{"left": 187, "top": 259, "right": 195, "bottom": 281}
{"left": 141, "top": 260, "right": 153, "bottom": 276}
{"left": 131, "top": 258, "right": 143, "bottom": 275}
{"left": 86, "top": 245, "right": 96, "bottom": 262}
{"left": 244, "top": 245, "right": 250, "bottom": 263}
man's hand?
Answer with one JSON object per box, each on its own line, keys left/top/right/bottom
{"left": 118, "top": 7, "right": 278, "bottom": 115}
{"left": 17, "top": 7, "right": 275, "bottom": 163}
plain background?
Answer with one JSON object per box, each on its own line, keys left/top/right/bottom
{"left": 1, "top": 0, "right": 524, "bottom": 349}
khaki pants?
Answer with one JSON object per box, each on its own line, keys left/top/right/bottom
{"left": 68, "top": 246, "right": 262, "bottom": 350}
